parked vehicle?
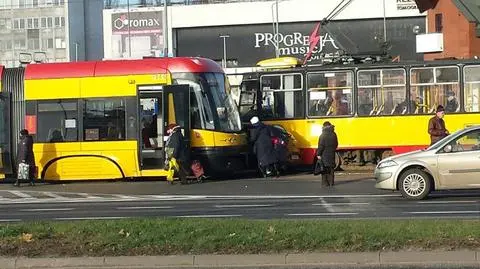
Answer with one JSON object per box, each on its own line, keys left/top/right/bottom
{"left": 374, "top": 125, "right": 480, "bottom": 200}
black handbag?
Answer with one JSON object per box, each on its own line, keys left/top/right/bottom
{"left": 313, "top": 159, "right": 326, "bottom": 175}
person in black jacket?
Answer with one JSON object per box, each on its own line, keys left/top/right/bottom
{"left": 249, "top": 116, "right": 278, "bottom": 177}
{"left": 316, "top": 121, "right": 338, "bottom": 187}
{"left": 165, "top": 123, "right": 189, "bottom": 184}
{"left": 16, "top": 129, "right": 35, "bottom": 187}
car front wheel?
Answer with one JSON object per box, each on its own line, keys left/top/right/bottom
{"left": 399, "top": 168, "right": 432, "bottom": 200}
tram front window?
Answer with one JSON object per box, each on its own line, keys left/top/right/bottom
{"left": 173, "top": 72, "right": 242, "bottom": 133}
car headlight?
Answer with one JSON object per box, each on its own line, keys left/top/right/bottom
{"left": 377, "top": 160, "right": 398, "bottom": 169}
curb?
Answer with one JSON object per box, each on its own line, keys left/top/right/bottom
{"left": 4, "top": 250, "right": 480, "bottom": 268}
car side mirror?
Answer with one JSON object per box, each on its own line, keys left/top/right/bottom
{"left": 444, "top": 144, "right": 452, "bottom": 153}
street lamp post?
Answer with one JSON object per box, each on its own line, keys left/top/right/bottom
{"left": 163, "top": 0, "right": 169, "bottom": 56}
{"left": 219, "top": 35, "right": 230, "bottom": 68}
{"left": 271, "top": 0, "right": 287, "bottom": 58}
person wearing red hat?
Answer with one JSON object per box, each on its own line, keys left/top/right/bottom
{"left": 428, "top": 105, "right": 449, "bottom": 145}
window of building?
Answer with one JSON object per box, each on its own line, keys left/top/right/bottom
{"left": 55, "top": 38, "right": 65, "bottom": 48}
{"left": 19, "top": 19, "right": 25, "bottom": 29}
{"left": 61, "top": 16, "right": 65, "bottom": 27}
{"left": 47, "top": 17, "right": 53, "bottom": 28}
{"left": 410, "top": 66, "right": 460, "bottom": 114}
{"left": 27, "top": 18, "right": 33, "bottom": 29}
{"left": 307, "top": 71, "right": 353, "bottom": 117}
{"left": 33, "top": 0, "right": 38, "bottom": 6}
{"left": 357, "top": 68, "right": 407, "bottom": 116}
{"left": 41, "top": 17, "right": 46, "bottom": 28}
{"left": 33, "top": 18, "right": 39, "bottom": 28}
{"left": 14, "top": 39, "right": 26, "bottom": 49}
{"left": 464, "top": 65, "right": 480, "bottom": 112}
{"left": 13, "top": 19, "right": 19, "bottom": 29}
{"left": 259, "top": 73, "right": 303, "bottom": 119}
{"left": 83, "top": 99, "right": 126, "bottom": 141}
{"left": 54, "top": 17, "right": 60, "bottom": 27}
{"left": 42, "top": 38, "right": 53, "bottom": 49}
{"left": 27, "top": 39, "right": 40, "bottom": 49}
{"left": 435, "top": 13, "right": 443, "bottom": 33}
{"left": 19, "top": 0, "right": 25, "bottom": 8}
{"left": 37, "top": 100, "right": 78, "bottom": 143}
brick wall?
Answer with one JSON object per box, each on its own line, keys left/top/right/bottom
{"left": 424, "top": 0, "right": 479, "bottom": 60}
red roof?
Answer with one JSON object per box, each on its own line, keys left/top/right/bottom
{"left": 24, "top": 57, "right": 224, "bottom": 80}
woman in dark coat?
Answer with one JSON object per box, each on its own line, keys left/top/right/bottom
{"left": 249, "top": 116, "right": 277, "bottom": 177}
{"left": 16, "top": 129, "right": 35, "bottom": 186}
{"left": 316, "top": 121, "right": 338, "bottom": 187}
{"left": 165, "top": 123, "right": 189, "bottom": 184}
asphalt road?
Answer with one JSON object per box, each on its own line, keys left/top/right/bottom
{"left": 0, "top": 172, "right": 479, "bottom": 221}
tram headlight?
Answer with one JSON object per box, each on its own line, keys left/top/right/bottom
{"left": 377, "top": 160, "right": 398, "bottom": 169}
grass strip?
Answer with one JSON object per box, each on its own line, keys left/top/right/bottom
{"left": 0, "top": 218, "right": 479, "bottom": 257}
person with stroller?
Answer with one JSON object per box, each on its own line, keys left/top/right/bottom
{"left": 249, "top": 116, "right": 279, "bottom": 178}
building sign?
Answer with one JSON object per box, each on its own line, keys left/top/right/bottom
{"left": 396, "top": 0, "right": 418, "bottom": 10}
{"left": 254, "top": 31, "right": 339, "bottom": 62}
{"left": 176, "top": 17, "right": 426, "bottom": 67}
{"left": 109, "top": 9, "right": 164, "bottom": 59}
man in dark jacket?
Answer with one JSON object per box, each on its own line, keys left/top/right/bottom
{"left": 316, "top": 121, "right": 338, "bottom": 187}
{"left": 428, "top": 105, "right": 449, "bottom": 145}
{"left": 249, "top": 116, "right": 278, "bottom": 177}
{"left": 16, "top": 129, "right": 35, "bottom": 187}
{"left": 165, "top": 123, "right": 189, "bottom": 184}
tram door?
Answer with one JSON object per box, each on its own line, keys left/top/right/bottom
{"left": 138, "top": 85, "right": 190, "bottom": 170}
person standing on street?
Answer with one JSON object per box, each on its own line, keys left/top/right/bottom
{"left": 316, "top": 121, "right": 338, "bottom": 187}
{"left": 165, "top": 123, "right": 189, "bottom": 185}
{"left": 428, "top": 105, "right": 449, "bottom": 145}
{"left": 15, "top": 129, "right": 35, "bottom": 187}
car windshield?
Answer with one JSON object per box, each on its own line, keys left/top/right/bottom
{"left": 426, "top": 128, "right": 466, "bottom": 151}
{"left": 172, "top": 72, "right": 242, "bottom": 133}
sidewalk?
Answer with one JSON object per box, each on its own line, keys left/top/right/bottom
{"left": 3, "top": 250, "right": 480, "bottom": 269}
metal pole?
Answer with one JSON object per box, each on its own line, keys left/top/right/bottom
{"left": 219, "top": 35, "right": 229, "bottom": 68}
{"left": 271, "top": 3, "right": 277, "bottom": 58}
{"left": 127, "top": 0, "right": 131, "bottom": 58}
{"left": 383, "top": 0, "right": 387, "bottom": 42}
{"left": 163, "top": 0, "right": 168, "bottom": 56}
{"left": 275, "top": 0, "right": 279, "bottom": 58}
{"left": 74, "top": 42, "right": 78, "bottom": 61}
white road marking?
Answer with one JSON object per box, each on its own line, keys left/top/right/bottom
{"left": 177, "top": 214, "right": 242, "bottom": 218}
{"left": 408, "top": 211, "right": 480, "bottom": 214}
{"left": 116, "top": 206, "right": 173, "bottom": 210}
{"left": 214, "top": 204, "right": 273, "bottom": 208}
{"left": 113, "top": 195, "right": 137, "bottom": 199}
{"left": 0, "top": 219, "right": 21, "bottom": 222}
{"left": 54, "top": 217, "right": 130, "bottom": 220}
{"left": 287, "top": 213, "right": 359, "bottom": 216}
{"left": 8, "top": 191, "right": 32, "bottom": 199}
{"left": 417, "top": 200, "right": 478, "bottom": 204}
{"left": 319, "top": 198, "right": 334, "bottom": 213}
{"left": 20, "top": 208, "right": 75, "bottom": 212}
{"left": 78, "top": 193, "right": 101, "bottom": 199}
{"left": 41, "top": 192, "right": 65, "bottom": 199}
{"left": 312, "top": 202, "right": 370, "bottom": 206}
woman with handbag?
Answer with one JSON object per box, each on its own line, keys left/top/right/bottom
{"left": 15, "top": 129, "right": 36, "bottom": 187}
{"left": 316, "top": 121, "right": 338, "bottom": 187}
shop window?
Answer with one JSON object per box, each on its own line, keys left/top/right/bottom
{"left": 307, "top": 71, "right": 353, "bottom": 117}
{"left": 464, "top": 65, "right": 480, "bottom": 112}
{"left": 37, "top": 100, "right": 78, "bottom": 143}
{"left": 410, "top": 66, "right": 460, "bottom": 114}
{"left": 83, "top": 98, "right": 126, "bottom": 141}
{"left": 357, "top": 68, "right": 407, "bottom": 116}
{"left": 260, "top": 73, "right": 303, "bottom": 119}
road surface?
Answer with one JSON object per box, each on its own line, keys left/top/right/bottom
{"left": 0, "top": 172, "right": 479, "bottom": 221}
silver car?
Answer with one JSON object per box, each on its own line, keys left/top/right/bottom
{"left": 374, "top": 125, "right": 480, "bottom": 200}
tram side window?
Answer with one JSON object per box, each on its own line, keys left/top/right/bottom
{"left": 464, "top": 65, "right": 480, "bottom": 112}
{"left": 83, "top": 98, "right": 126, "bottom": 141}
{"left": 357, "top": 69, "right": 407, "bottom": 116}
{"left": 410, "top": 66, "right": 460, "bottom": 114}
{"left": 307, "top": 71, "right": 353, "bottom": 117}
{"left": 37, "top": 100, "right": 78, "bottom": 143}
{"left": 260, "top": 74, "right": 303, "bottom": 119}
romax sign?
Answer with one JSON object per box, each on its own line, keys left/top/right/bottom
{"left": 254, "top": 31, "right": 339, "bottom": 61}
{"left": 111, "top": 11, "right": 162, "bottom": 34}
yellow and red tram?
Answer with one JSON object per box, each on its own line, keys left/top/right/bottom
{"left": 0, "top": 57, "right": 247, "bottom": 181}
